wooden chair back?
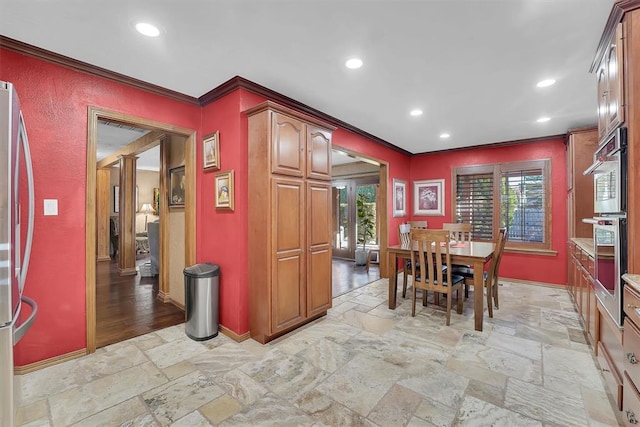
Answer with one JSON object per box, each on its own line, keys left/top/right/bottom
{"left": 407, "top": 220, "right": 428, "bottom": 229}
{"left": 398, "top": 223, "right": 411, "bottom": 247}
{"left": 443, "top": 222, "right": 471, "bottom": 243}
{"left": 485, "top": 228, "right": 506, "bottom": 287}
{"left": 409, "top": 228, "right": 464, "bottom": 323}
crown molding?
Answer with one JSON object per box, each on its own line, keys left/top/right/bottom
{"left": 199, "top": 76, "right": 413, "bottom": 156}
{"left": 590, "top": 1, "right": 640, "bottom": 72}
{"left": 0, "top": 35, "right": 199, "bottom": 105}
{"left": 413, "top": 133, "right": 567, "bottom": 156}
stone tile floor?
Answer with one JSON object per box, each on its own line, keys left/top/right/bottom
{"left": 16, "top": 279, "right": 623, "bottom": 426}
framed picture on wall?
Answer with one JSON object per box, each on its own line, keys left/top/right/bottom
{"left": 215, "top": 170, "right": 234, "bottom": 211}
{"left": 153, "top": 187, "right": 160, "bottom": 214}
{"left": 169, "top": 166, "right": 185, "bottom": 207}
{"left": 203, "top": 131, "right": 220, "bottom": 171}
{"left": 413, "top": 179, "right": 444, "bottom": 216}
{"left": 392, "top": 178, "right": 406, "bottom": 217}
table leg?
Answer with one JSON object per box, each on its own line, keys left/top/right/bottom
{"left": 388, "top": 251, "right": 398, "bottom": 309}
{"left": 473, "top": 259, "right": 484, "bottom": 331}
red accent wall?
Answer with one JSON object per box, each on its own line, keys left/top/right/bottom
{"left": 1, "top": 49, "right": 200, "bottom": 366}
{"left": 409, "top": 138, "right": 567, "bottom": 285}
{"left": 1, "top": 46, "right": 568, "bottom": 367}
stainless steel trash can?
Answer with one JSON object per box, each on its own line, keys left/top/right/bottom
{"left": 184, "top": 263, "right": 219, "bottom": 341}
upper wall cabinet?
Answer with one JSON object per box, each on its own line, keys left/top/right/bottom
{"left": 597, "top": 22, "right": 625, "bottom": 142}
{"left": 271, "top": 112, "right": 332, "bottom": 180}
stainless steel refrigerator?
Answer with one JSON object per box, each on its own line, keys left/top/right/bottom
{"left": 0, "top": 81, "right": 37, "bottom": 426}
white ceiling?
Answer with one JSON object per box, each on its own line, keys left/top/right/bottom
{"left": 1, "top": 0, "right": 615, "bottom": 154}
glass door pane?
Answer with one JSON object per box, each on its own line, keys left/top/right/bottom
{"left": 332, "top": 185, "right": 352, "bottom": 258}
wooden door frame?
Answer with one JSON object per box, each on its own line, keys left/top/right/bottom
{"left": 86, "top": 107, "right": 197, "bottom": 353}
{"left": 332, "top": 146, "right": 389, "bottom": 277}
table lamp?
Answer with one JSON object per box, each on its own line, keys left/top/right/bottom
{"left": 140, "top": 203, "right": 155, "bottom": 230}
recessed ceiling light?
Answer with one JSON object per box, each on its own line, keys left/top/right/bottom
{"left": 410, "top": 109, "right": 423, "bottom": 116}
{"left": 345, "top": 58, "right": 363, "bottom": 69}
{"left": 537, "top": 117, "right": 551, "bottom": 123}
{"left": 135, "top": 22, "right": 160, "bottom": 37}
{"left": 536, "top": 79, "right": 556, "bottom": 88}
{"left": 440, "top": 133, "right": 450, "bottom": 139}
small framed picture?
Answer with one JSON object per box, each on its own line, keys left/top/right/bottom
{"left": 392, "top": 178, "right": 407, "bottom": 218}
{"left": 215, "top": 170, "right": 234, "bottom": 211}
{"left": 169, "top": 166, "right": 186, "bottom": 207}
{"left": 203, "top": 131, "right": 220, "bottom": 171}
{"left": 413, "top": 179, "right": 445, "bottom": 216}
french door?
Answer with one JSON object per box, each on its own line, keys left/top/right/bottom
{"left": 331, "top": 178, "right": 378, "bottom": 260}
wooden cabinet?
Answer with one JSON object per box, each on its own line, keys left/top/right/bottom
{"left": 246, "top": 101, "right": 335, "bottom": 344}
{"left": 596, "top": 22, "right": 625, "bottom": 142}
{"left": 567, "top": 239, "right": 597, "bottom": 345}
{"left": 566, "top": 128, "right": 598, "bottom": 238}
{"left": 624, "top": 280, "right": 640, "bottom": 420}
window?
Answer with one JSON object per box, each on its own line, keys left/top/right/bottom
{"left": 453, "top": 159, "right": 551, "bottom": 251}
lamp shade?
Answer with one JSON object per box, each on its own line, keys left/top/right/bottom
{"left": 140, "top": 203, "right": 155, "bottom": 215}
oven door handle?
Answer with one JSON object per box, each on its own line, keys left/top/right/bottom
{"left": 582, "top": 218, "right": 598, "bottom": 224}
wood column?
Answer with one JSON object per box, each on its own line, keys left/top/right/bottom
{"left": 118, "top": 155, "right": 138, "bottom": 276}
{"left": 96, "top": 168, "right": 111, "bottom": 262}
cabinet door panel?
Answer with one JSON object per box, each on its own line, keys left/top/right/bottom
{"left": 597, "top": 66, "right": 608, "bottom": 140}
{"left": 307, "top": 182, "right": 332, "bottom": 315}
{"left": 272, "top": 112, "right": 304, "bottom": 177}
{"left": 273, "top": 254, "right": 305, "bottom": 331}
{"left": 307, "top": 126, "right": 332, "bottom": 180}
{"left": 272, "top": 178, "right": 305, "bottom": 332}
{"left": 606, "top": 23, "right": 624, "bottom": 132}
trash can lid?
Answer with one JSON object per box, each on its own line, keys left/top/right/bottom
{"left": 184, "top": 262, "right": 219, "bottom": 278}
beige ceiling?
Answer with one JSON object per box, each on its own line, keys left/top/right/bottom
{"left": 0, "top": 0, "right": 615, "bottom": 153}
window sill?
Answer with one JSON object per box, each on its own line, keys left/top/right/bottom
{"left": 505, "top": 247, "right": 558, "bottom": 256}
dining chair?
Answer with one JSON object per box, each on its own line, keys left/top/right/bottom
{"left": 442, "top": 222, "right": 471, "bottom": 243}
{"left": 409, "top": 229, "right": 464, "bottom": 325}
{"left": 453, "top": 227, "right": 507, "bottom": 317}
{"left": 443, "top": 222, "right": 472, "bottom": 296}
{"left": 408, "top": 220, "right": 428, "bottom": 229}
{"left": 399, "top": 221, "right": 429, "bottom": 298}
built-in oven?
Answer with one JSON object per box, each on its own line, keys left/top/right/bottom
{"left": 584, "top": 127, "right": 627, "bottom": 215}
{"left": 583, "top": 217, "right": 627, "bottom": 325}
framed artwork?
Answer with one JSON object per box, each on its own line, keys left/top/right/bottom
{"left": 153, "top": 187, "right": 160, "bottom": 214}
{"left": 169, "top": 166, "right": 186, "bottom": 207}
{"left": 215, "top": 170, "right": 234, "bottom": 211}
{"left": 392, "top": 178, "right": 406, "bottom": 218}
{"left": 413, "top": 179, "right": 445, "bottom": 216}
{"left": 203, "top": 131, "right": 220, "bottom": 171}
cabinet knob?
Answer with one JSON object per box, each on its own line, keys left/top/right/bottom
{"left": 627, "top": 410, "right": 638, "bottom": 424}
{"left": 627, "top": 352, "right": 638, "bottom": 364}
{"left": 628, "top": 304, "right": 639, "bottom": 310}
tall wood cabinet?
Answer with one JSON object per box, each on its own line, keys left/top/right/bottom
{"left": 246, "top": 101, "right": 335, "bottom": 344}
{"left": 566, "top": 127, "right": 598, "bottom": 238}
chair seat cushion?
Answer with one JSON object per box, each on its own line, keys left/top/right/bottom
{"left": 415, "top": 274, "right": 464, "bottom": 285}
{"left": 450, "top": 266, "right": 488, "bottom": 281}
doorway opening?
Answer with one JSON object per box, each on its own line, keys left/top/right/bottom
{"left": 331, "top": 148, "right": 387, "bottom": 297}
{"left": 86, "top": 107, "right": 197, "bottom": 353}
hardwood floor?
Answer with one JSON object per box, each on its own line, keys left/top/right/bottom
{"left": 95, "top": 255, "right": 185, "bottom": 348}
{"left": 332, "top": 258, "right": 380, "bottom": 297}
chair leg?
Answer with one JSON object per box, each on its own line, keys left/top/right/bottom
{"left": 486, "top": 282, "right": 493, "bottom": 318}
{"left": 411, "top": 286, "right": 417, "bottom": 317}
{"left": 402, "top": 267, "right": 407, "bottom": 298}
{"left": 456, "top": 288, "right": 463, "bottom": 314}
{"left": 493, "top": 279, "right": 499, "bottom": 309}
{"left": 446, "top": 290, "right": 452, "bottom": 326}
{"left": 464, "top": 284, "right": 469, "bottom": 299}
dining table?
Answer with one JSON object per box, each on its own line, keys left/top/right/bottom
{"left": 387, "top": 241, "right": 495, "bottom": 331}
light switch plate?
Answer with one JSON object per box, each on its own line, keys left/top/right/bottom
{"left": 44, "top": 199, "right": 58, "bottom": 216}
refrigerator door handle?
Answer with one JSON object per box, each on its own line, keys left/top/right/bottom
{"left": 18, "top": 111, "right": 34, "bottom": 293}
{"left": 13, "top": 295, "right": 37, "bottom": 344}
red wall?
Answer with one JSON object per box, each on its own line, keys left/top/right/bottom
{"left": 1, "top": 49, "right": 200, "bottom": 365}
{"left": 409, "top": 138, "right": 568, "bottom": 285}
{"left": 1, "top": 46, "right": 568, "bottom": 367}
